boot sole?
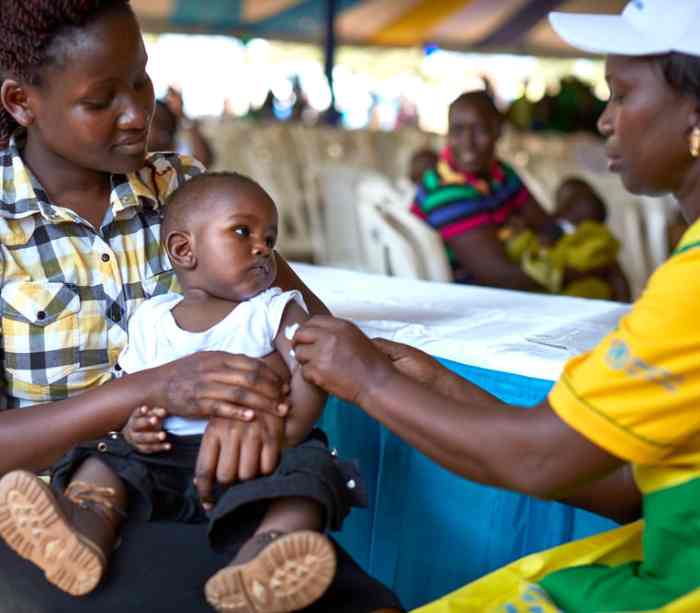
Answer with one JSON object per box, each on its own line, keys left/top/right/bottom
{"left": 0, "top": 470, "right": 105, "bottom": 596}
{"left": 205, "top": 530, "right": 336, "bottom": 613}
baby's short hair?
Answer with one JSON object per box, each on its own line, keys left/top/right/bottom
{"left": 556, "top": 177, "right": 608, "bottom": 223}
{"left": 161, "top": 171, "right": 264, "bottom": 240}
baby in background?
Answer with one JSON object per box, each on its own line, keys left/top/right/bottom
{"left": 501, "top": 177, "right": 631, "bottom": 301}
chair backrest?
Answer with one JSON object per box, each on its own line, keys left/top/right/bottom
{"left": 356, "top": 175, "right": 451, "bottom": 282}
{"left": 357, "top": 201, "right": 424, "bottom": 279}
{"left": 383, "top": 206, "right": 452, "bottom": 283}
{"left": 638, "top": 194, "right": 679, "bottom": 270}
{"left": 316, "top": 163, "right": 378, "bottom": 270}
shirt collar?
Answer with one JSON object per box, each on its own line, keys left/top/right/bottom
{"left": 439, "top": 146, "right": 504, "bottom": 193}
{"left": 0, "top": 130, "right": 160, "bottom": 221}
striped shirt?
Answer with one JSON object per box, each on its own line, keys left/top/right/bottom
{"left": 0, "top": 132, "right": 203, "bottom": 409}
{"left": 411, "top": 149, "right": 530, "bottom": 272}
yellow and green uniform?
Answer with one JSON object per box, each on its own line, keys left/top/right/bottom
{"left": 415, "top": 218, "right": 700, "bottom": 613}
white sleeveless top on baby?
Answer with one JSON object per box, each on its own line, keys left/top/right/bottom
{"left": 117, "top": 287, "right": 306, "bottom": 436}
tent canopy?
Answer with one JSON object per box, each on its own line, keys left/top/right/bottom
{"left": 132, "top": 0, "right": 627, "bottom": 57}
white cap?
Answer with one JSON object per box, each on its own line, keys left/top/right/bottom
{"left": 549, "top": 0, "right": 700, "bottom": 57}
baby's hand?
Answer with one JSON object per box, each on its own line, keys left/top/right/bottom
{"left": 122, "top": 405, "right": 171, "bottom": 454}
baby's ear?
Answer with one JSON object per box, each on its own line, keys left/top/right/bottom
{"left": 1, "top": 79, "right": 35, "bottom": 127}
{"left": 166, "top": 230, "right": 195, "bottom": 268}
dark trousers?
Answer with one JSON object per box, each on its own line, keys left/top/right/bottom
{"left": 0, "top": 521, "right": 402, "bottom": 612}
{"left": 52, "top": 428, "right": 365, "bottom": 550}
{"left": 38, "top": 429, "right": 403, "bottom": 611}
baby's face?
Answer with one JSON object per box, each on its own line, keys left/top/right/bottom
{"left": 557, "top": 192, "right": 601, "bottom": 226}
{"left": 191, "top": 183, "right": 278, "bottom": 302}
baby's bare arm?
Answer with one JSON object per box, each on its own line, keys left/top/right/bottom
{"left": 274, "top": 302, "right": 328, "bottom": 447}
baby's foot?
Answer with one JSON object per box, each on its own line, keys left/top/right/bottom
{"left": 0, "top": 470, "right": 117, "bottom": 596}
{"left": 205, "top": 530, "right": 336, "bottom": 613}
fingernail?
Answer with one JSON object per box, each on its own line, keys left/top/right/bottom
{"left": 165, "top": 443, "right": 171, "bottom": 450}
{"left": 158, "top": 432, "right": 166, "bottom": 440}
{"left": 278, "top": 403, "right": 289, "bottom": 415}
{"left": 150, "top": 417, "right": 157, "bottom": 425}
{"left": 244, "top": 410, "right": 254, "bottom": 420}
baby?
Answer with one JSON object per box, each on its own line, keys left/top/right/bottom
{"left": 1, "top": 172, "right": 363, "bottom": 612}
{"left": 502, "top": 178, "right": 630, "bottom": 301}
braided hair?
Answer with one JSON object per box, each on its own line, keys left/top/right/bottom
{"left": 0, "top": 0, "right": 131, "bottom": 147}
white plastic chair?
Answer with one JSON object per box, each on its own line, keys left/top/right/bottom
{"left": 356, "top": 175, "right": 451, "bottom": 282}
{"left": 581, "top": 172, "right": 651, "bottom": 299}
{"left": 382, "top": 206, "right": 452, "bottom": 282}
{"left": 357, "top": 201, "right": 424, "bottom": 279}
{"left": 315, "top": 163, "right": 376, "bottom": 270}
{"left": 639, "top": 194, "right": 679, "bottom": 270}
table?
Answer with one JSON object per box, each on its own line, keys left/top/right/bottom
{"left": 293, "top": 264, "right": 629, "bottom": 610}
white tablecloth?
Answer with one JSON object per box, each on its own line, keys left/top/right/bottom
{"left": 292, "top": 263, "right": 630, "bottom": 382}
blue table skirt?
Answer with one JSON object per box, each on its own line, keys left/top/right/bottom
{"left": 317, "top": 358, "right": 617, "bottom": 610}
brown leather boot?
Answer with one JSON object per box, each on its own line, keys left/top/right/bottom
{"left": 205, "top": 530, "right": 336, "bottom": 613}
{"left": 0, "top": 470, "right": 122, "bottom": 596}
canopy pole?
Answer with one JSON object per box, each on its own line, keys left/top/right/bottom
{"left": 323, "top": 0, "right": 340, "bottom": 125}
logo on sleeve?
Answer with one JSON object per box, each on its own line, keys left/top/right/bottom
{"left": 606, "top": 339, "right": 682, "bottom": 392}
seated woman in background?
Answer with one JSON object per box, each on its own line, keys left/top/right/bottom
{"left": 502, "top": 177, "right": 631, "bottom": 301}
{"left": 410, "top": 90, "right": 556, "bottom": 290}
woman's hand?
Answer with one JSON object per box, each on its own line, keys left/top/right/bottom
{"left": 153, "top": 351, "right": 290, "bottom": 422}
{"left": 122, "top": 405, "right": 170, "bottom": 454}
{"left": 372, "top": 338, "right": 446, "bottom": 388}
{"left": 194, "top": 413, "right": 285, "bottom": 510}
{"left": 292, "top": 316, "right": 395, "bottom": 405}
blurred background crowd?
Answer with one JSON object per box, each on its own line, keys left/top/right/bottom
{"left": 134, "top": 0, "right": 687, "bottom": 303}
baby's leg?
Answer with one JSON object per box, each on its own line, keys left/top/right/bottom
{"left": 0, "top": 456, "right": 127, "bottom": 596}
{"left": 205, "top": 497, "right": 335, "bottom": 613}
{"left": 254, "top": 496, "right": 323, "bottom": 534}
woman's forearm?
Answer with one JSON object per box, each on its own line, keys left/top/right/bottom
{"left": 437, "top": 371, "right": 641, "bottom": 522}
{"left": 558, "top": 464, "right": 641, "bottom": 523}
{"left": 356, "top": 370, "right": 623, "bottom": 499}
{"left": 437, "top": 365, "right": 504, "bottom": 405}
{"left": 0, "top": 369, "right": 160, "bottom": 474}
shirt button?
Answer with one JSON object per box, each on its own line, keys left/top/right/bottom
{"left": 36, "top": 310, "right": 46, "bottom": 321}
{"left": 97, "top": 442, "right": 108, "bottom": 453}
{"left": 101, "top": 253, "right": 110, "bottom": 262}
{"left": 110, "top": 304, "right": 122, "bottom": 322}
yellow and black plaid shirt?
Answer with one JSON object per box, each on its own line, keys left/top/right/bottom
{"left": 0, "top": 132, "right": 203, "bottom": 409}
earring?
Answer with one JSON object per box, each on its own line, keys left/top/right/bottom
{"left": 690, "top": 126, "right": 700, "bottom": 158}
